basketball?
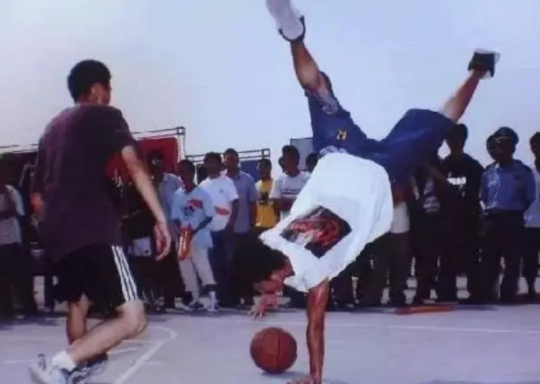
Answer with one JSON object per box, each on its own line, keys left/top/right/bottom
{"left": 250, "top": 327, "right": 297, "bottom": 374}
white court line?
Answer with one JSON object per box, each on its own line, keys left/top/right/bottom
{"left": 193, "top": 317, "right": 540, "bottom": 336}
{"left": 112, "top": 325, "right": 178, "bottom": 384}
{"left": 0, "top": 335, "right": 154, "bottom": 344}
{"left": 3, "top": 347, "right": 142, "bottom": 365}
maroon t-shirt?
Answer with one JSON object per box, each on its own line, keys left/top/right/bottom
{"left": 32, "top": 104, "right": 135, "bottom": 260}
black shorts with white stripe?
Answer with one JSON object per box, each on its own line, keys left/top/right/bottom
{"left": 55, "top": 244, "right": 139, "bottom": 308}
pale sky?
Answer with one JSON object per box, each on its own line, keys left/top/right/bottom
{"left": 1, "top": 0, "right": 539, "bottom": 165}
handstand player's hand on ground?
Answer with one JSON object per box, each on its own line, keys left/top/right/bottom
{"left": 249, "top": 293, "right": 277, "bottom": 319}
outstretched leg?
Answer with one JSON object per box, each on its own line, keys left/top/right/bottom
{"left": 440, "top": 71, "right": 484, "bottom": 123}
{"left": 441, "top": 51, "right": 499, "bottom": 122}
{"left": 266, "top": 0, "right": 327, "bottom": 93}
{"left": 378, "top": 51, "right": 499, "bottom": 185}
{"left": 266, "top": 0, "right": 383, "bottom": 158}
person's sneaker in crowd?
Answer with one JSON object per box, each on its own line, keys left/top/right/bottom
{"left": 175, "top": 302, "right": 193, "bottom": 312}
{"left": 206, "top": 300, "right": 219, "bottom": 314}
{"left": 29, "top": 354, "right": 82, "bottom": 384}
{"left": 206, "top": 291, "right": 219, "bottom": 313}
{"left": 266, "top": 0, "right": 306, "bottom": 42}
{"left": 188, "top": 300, "right": 205, "bottom": 311}
{"left": 468, "top": 50, "right": 500, "bottom": 78}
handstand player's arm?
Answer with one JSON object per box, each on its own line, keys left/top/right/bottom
{"left": 305, "top": 279, "right": 330, "bottom": 383}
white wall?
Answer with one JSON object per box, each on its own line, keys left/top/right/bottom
{"left": 1, "top": 0, "right": 539, "bottom": 165}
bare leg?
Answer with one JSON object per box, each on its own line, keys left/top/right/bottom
{"left": 266, "top": 0, "right": 330, "bottom": 93}
{"left": 66, "top": 296, "right": 90, "bottom": 344}
{"left": 66, "top": 300, "right": 147, "bottom": 364}
{"left": 440, "top": 70, "right": 485, "bottom": 122}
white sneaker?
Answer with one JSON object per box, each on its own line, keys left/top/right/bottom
{"left": 29, "top": 355, "right": 79, "bottom": 384}
{"left": 266, "top": 0, "right": 305, "bottom": 41}
{"left": 188, "top": 300, "right": 205, "bottom": 311}
{"left": 206, "top": 298, "right": 219, "bottom": 314}
{"left": 175, "top": 302, "right": 193, "bottom": 312}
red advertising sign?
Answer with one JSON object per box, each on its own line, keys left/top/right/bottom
{"left": 106, "top": 137, "right": 179, "bottom": 180}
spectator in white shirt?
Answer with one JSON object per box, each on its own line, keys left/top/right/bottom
{"left": 269, "top": 145, "right": 310, "bottom": 308}
{"left": 199, "top": 152, "right": 239, "bottom": 307}
{"left": 270, "top": 145, "right": 310, "bottom": 220}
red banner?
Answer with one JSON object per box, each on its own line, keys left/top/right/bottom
{"left": 106, "top": 137, "right": 179, "bottom": 181}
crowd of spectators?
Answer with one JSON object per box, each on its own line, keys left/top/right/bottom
{"left": 0, "top": 122, "right": 539, "bottom": 318}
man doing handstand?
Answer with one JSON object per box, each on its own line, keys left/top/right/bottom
{"left": 245, "top": 1, "right": 499, "bottom": 383}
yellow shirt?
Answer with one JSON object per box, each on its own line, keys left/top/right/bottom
{"left": 256, "top": 179, "right": 278, "bottom": 229}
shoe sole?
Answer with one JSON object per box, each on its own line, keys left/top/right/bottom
{"left": 28, "top": 365, "right": 52, "bottom": 384}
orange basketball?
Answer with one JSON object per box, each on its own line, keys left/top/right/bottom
{"left": 250, "top": 327, "right": 297, "bottom": 374}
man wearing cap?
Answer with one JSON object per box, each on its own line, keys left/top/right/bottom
{"left": 479, "top": 127, "right": 535, "bottom": 304}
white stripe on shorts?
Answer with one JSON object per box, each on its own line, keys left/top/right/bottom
{"left": 111, "top": 246, "right": 138, "bottom": 302}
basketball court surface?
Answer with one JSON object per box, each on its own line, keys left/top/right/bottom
{"left": 2, "top": 299, "right": 540, "bottom": 384}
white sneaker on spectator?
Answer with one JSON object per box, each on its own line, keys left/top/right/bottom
{"left": 207, "top": 295, "right": 219, "bottom": 314}
{"left": 188, "top": 300, "right": 205, "bottom": 311}
{"left": 175, "top": 302, "right": 193, "bottom": 312}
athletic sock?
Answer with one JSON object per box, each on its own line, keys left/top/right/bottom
{"left": 266, "top": 0, "right": 304, "bottom": 41}
{"left": 51, "top": 350, "right": 77, "bottom": 372}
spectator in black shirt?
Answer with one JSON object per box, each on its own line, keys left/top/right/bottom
{"left": 441, "top": 123, "right": 484, "bottom": 302}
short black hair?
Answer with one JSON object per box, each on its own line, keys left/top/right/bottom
{"left": 259, "top": 158, "right": 272, "bottom": 167}
{"left": 196, "top": 164, "right": 207, "bottom": 183}
{"left": 449, "top": 123, "right": 469, "bottom": 141}
{"left": 147, "top": 150, "right": 164, "bottom": 161}
{"left": 493, "top": 126, "right": 519, "bottom": 145}
{"left": 530, "top": 132, "right": 540, "bottom": 145}
{"left": 224, "top": 148, "right": 238, "bottom": 157}
{"left": 241, "top": 236, "right": 287, "bottom": 284}
{"left": 306, "top": 152, "right": 319, "bottom": 167}
{"left": 282, "top": 145, "right": 300, "bottom": 161}
{"left": 67, "top": 60, "right": 111, "bottom": 101}
{"left": 203, "top": 152, "right": 222, "bottom": 163}
{"left": 178, "top": 159, "right": 195, "bottom": 173}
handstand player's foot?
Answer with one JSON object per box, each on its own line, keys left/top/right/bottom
{"left": 468, "top": 49, "right": 500, "bottom": 78}
{"left": 266, "top": 0, "right": 305, "bottom": 42}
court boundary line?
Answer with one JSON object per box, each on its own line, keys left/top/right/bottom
{"left": 0, "top": 335, "right": 155, "bottom": 344}
{"left": 3, "top": 347, "right": 143, "bottom": 365}
{"left": 112, "top": 325, "right": 178, "bottom": 384}
{"left": 192, "top": 317, "right": 540, "bottom": 336}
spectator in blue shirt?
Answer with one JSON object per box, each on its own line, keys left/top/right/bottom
{"left": 171, "top": 160, "right": 218, "bottom": 312}
{"left": 481, "top": 130, "right": 535, "bottom": 213}
{"left": 479, "top": 127, "right": 535, "bottom": 304}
